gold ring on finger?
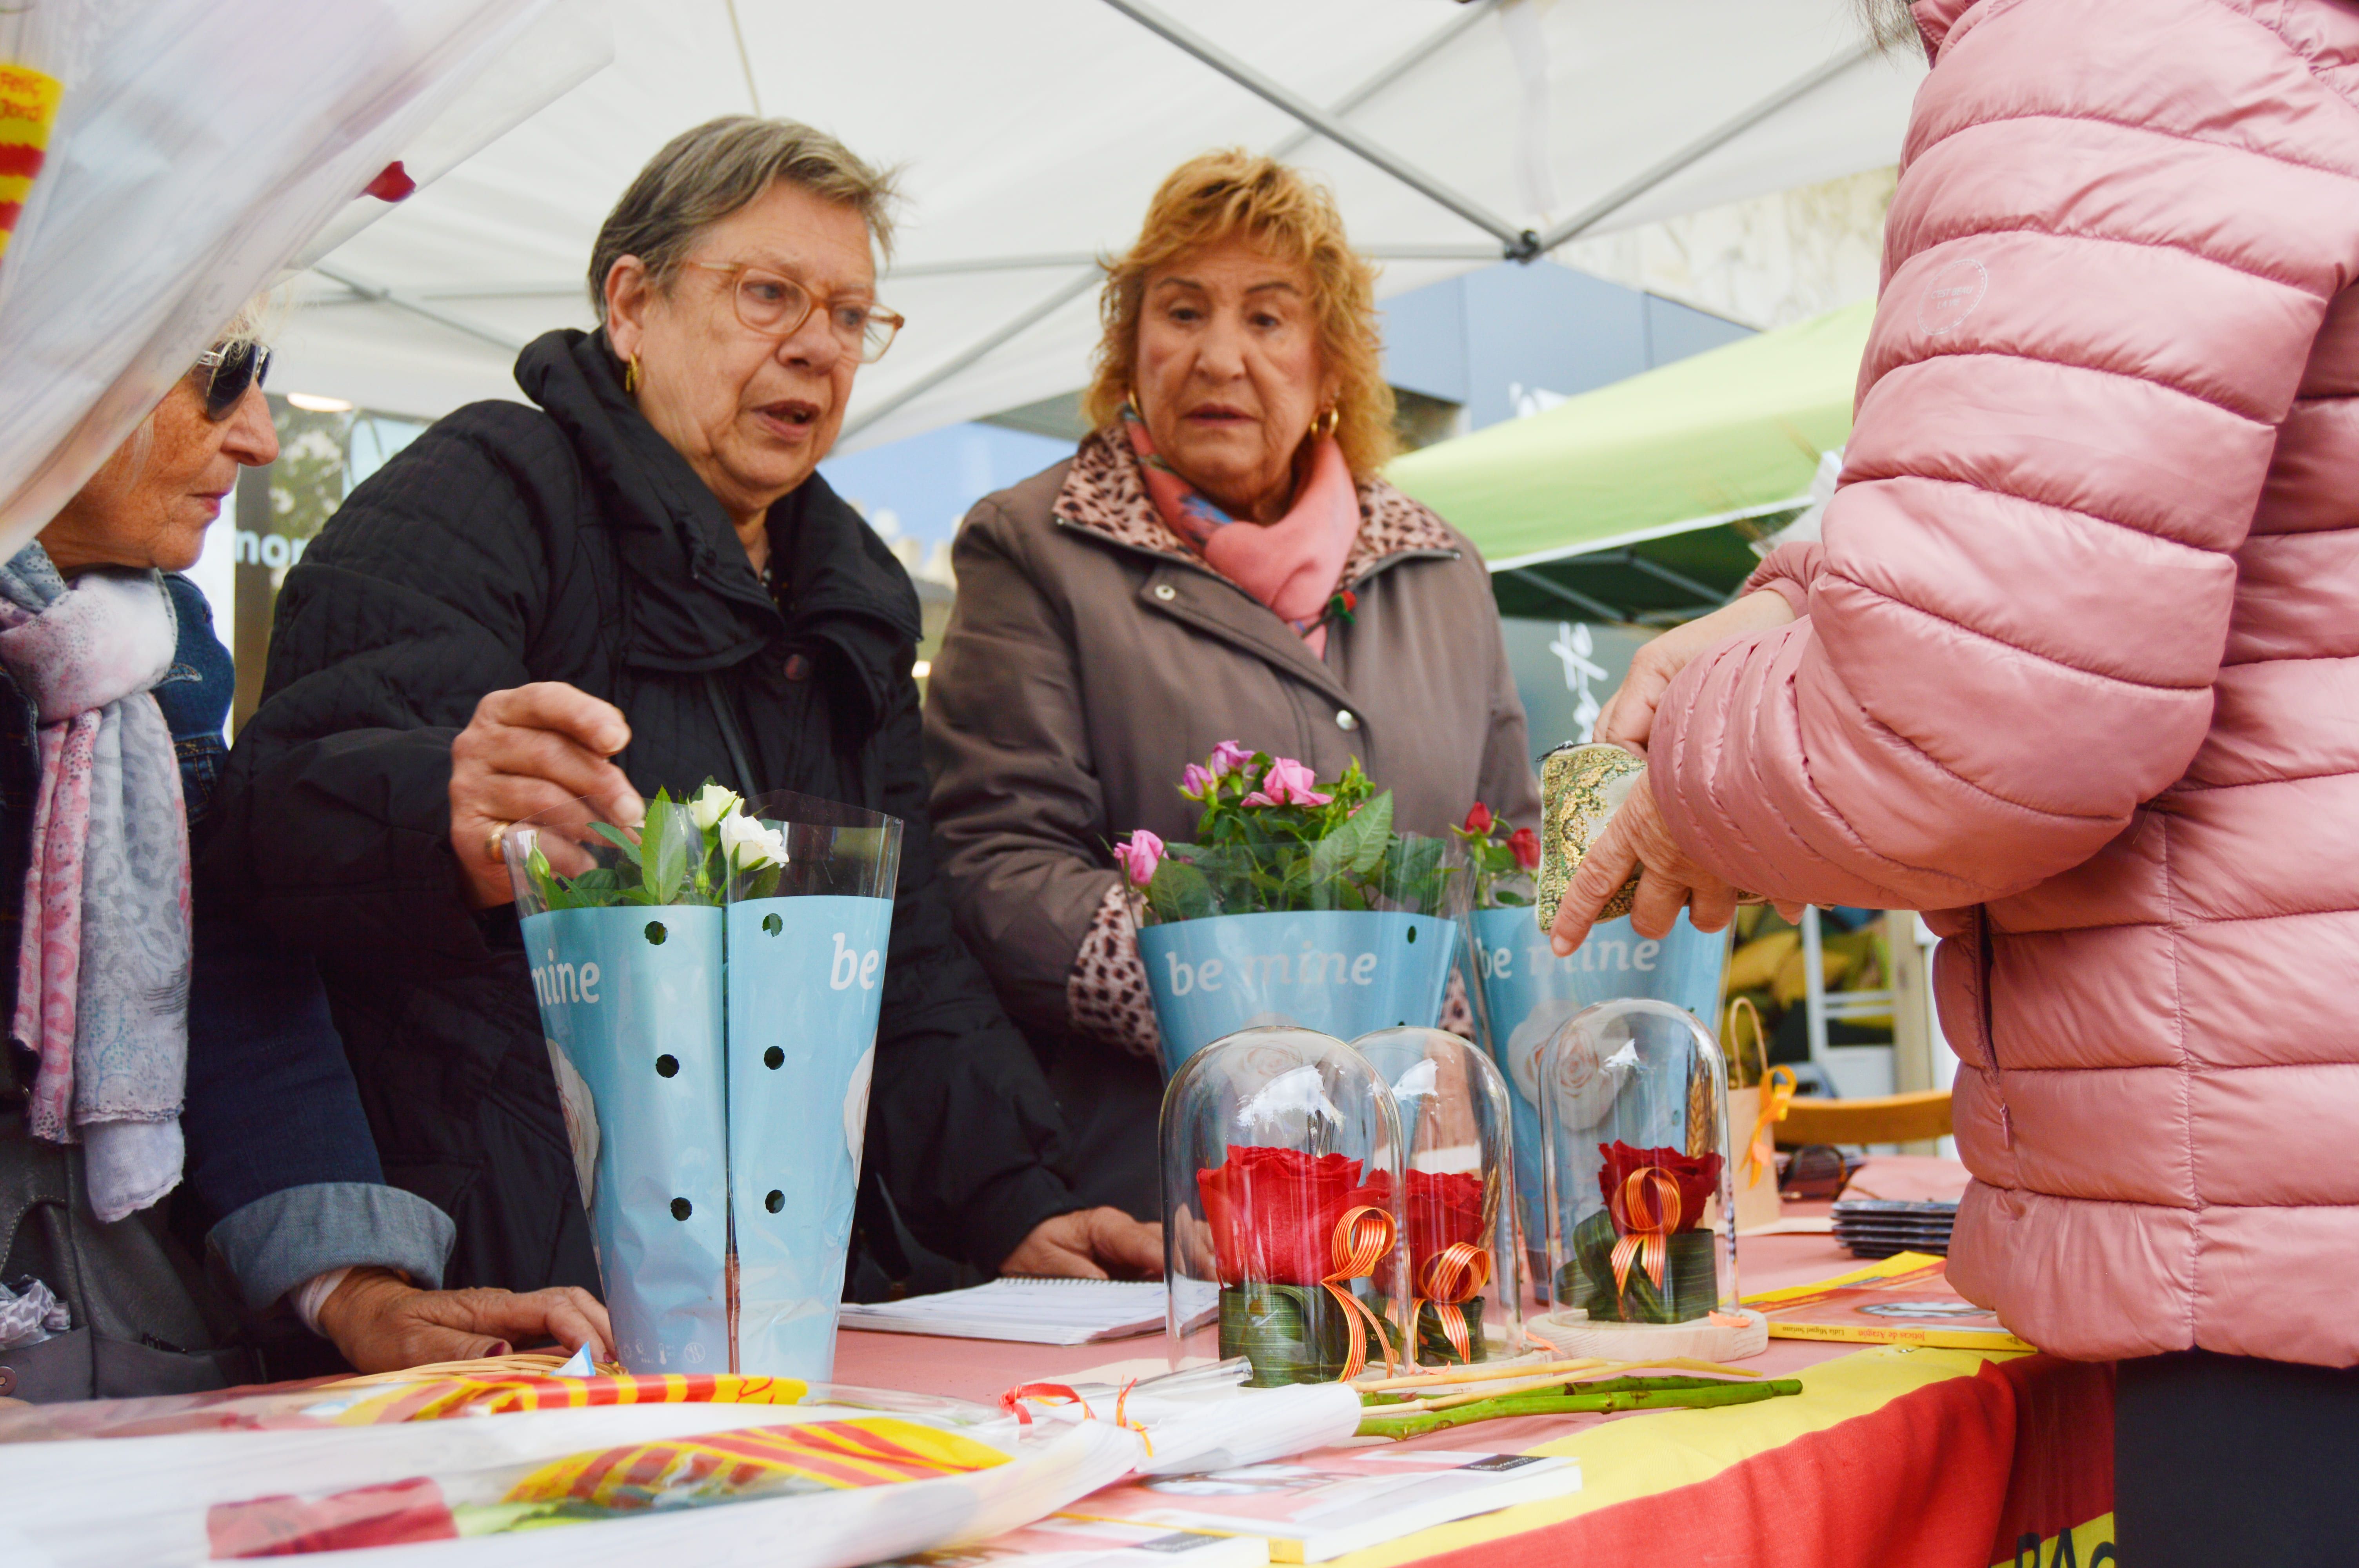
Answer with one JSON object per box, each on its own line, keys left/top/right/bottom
{"left": 485, "top": 819, "right": 514, "bottom": 865}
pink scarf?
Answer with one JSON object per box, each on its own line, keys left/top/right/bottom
{"left": 0, "top": 547, "right": 191, "bottom": 1222}
{"left": 1121, "top": 404, "right": 1358, "bottom": 656}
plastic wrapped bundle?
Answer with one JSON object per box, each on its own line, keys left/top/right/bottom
{"left": 506, "top": 787, "right": 901, "bottom": 1380}
{"left": 2, "top": 1390, "right": 1144, "bottom": 1568}
{"left": 1120, "top": 750, "right": 1470, "bottom": 1075}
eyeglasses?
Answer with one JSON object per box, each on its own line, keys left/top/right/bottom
{"left": 683, "top": 261, "right": 905, "bottom": 363}
{"left": 192, "top": 341, "right": 272, "bottom": 421}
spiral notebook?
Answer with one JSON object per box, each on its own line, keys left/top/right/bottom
{"left": 838, "top": 1278, "right": 1220, "bottom": 1345}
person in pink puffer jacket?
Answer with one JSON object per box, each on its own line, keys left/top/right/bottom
{"left": 1548, "top": 0, "right": 2359, "bottom": 1558}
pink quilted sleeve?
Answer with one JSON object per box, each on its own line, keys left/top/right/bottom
{"left": 1650, "top": 0, "right": 2359, "bottom": 911}
{"left": 1742, "top": 542, "right": 1823, "bottom": 621}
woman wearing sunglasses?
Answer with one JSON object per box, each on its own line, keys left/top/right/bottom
{"left": 1, "top": 320, "right": 610, "bottom": 1401}
{"left": 206, "top": 116, "right": 1156, "bottom": 1305}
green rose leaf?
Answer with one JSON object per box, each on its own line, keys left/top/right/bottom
{"left": 1147, "top": 856, "right": 1216, "bottom": 923}
{"left": 1311, "top": 789, "right": 1392, "bottom": 884}
{"left": 589, "top": 821, "right": 643, "bottom": 864}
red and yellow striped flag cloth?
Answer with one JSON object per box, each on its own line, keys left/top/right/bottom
{"left": 0, "top": 63, "right": 62, "bottom": 258}
{"left": 325, "top": 1371, "right": 812, "bottom": 1425}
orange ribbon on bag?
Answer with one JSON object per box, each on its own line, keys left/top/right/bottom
{"left": 1746, "top": 1067, "right": 1797, "bottom": 1187}
{"left": 1321, "top": 1204, "right": 1400, "bottom": 1380}
{"left": 997, "top": 1382, "right": 1091, "bottom": 1425}
{"left": 1409, "top": 1241, "right": 1494, "bottom": 1364}
{"left": 999, "top": 1379, "right": 1152, "bottom": 1455}
{"left": 1608, "top": 1166, "right": 1685, "bottom": 1303}
{"left": 1728, "top": 996, "right": 1791, "bottom": 1189}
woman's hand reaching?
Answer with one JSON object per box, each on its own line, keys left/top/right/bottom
{"left": 999, "top": 1207, "right": 1164, "bottom": 1280}
{"left": 1548, "top": 774, "right": 1744, "bottom": 956}
{"left": 448, "top": 682, "right": 643, "bottom": 907}
{"left": 315, "top": 1269, "right": 613, "bottom": 1374}
{"left": 1593, "top": 588, "right": 1796, "bottom": 754}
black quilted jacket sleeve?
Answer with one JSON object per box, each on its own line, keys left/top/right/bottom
{"left": 208, "top": 406, "right": 570, "bottom": 977}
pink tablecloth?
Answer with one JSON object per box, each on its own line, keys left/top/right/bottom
{"left": 833, "top": 1209, "right": 1868, "bottom": 1403}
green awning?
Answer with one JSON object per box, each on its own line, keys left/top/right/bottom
{"left": 1385, "top": 299, "right": 1872, "bottom": 622}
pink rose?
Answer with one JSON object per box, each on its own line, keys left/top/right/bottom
{"left": 1241, "top": 757, "right": 1332, "bottom": 809}
{"left": 1207, "top": 740, "right": 1255, "bottom": 778}
{"left": 1114, "top": 829, "right": 1165, "bottom": 887}
{"left": 1179, "top": 763, "right": 1218, "bottom": 800}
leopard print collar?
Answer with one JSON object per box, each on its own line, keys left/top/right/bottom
{"left": 1053, "top": 425, "right": 1460, "bottom": 589}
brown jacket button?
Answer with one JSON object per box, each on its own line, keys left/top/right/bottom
{"left": 784, "top": 653, "right": 812, "bottom": 682}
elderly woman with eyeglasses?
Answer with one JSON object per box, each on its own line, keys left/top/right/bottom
{"left": 2, "top": 322, "right": 610, "bottom": 1401}
{"left": 207, "top": 117, "right": 1158, "bottom": 1302}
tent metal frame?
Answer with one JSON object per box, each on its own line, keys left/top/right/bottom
{"left": 305, "top": 3, "right": 1880, "bottom": 447}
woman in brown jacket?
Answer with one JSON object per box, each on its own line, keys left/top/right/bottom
{"left": 922, "top": 151, "right": 1539, "bottom": 1215}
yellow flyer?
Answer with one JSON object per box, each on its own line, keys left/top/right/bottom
{"left": 1743, "top": 1252, "right": 2036, "bottom": 1353}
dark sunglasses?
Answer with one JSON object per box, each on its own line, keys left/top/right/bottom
{"left": 192, "top": 341, "right": 272, "bottom": 421}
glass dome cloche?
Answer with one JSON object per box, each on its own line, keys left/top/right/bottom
{"left": 1162, "top": 1027, "right": 1409, "bottom": 1387}
{"left": 1532, "top": 999, "right": 1767, "bottom": 1361}
{"left": 1351, "top": 1026, "right": 1523, "bottom": 1368}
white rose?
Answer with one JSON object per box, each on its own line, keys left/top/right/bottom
{"left": 718, "top": 811, "right": 788, "bottom": 870}
{"left": 690, "top": 783, "right": 743, "bottom": 831}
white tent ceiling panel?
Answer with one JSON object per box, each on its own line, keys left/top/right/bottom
{"left": 277, "top": 0, "right": 1924, "bottom": 441}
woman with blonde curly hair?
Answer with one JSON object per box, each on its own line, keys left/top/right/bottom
{"left": 924, "top": 150, "right": 1539, "bottom": 1214}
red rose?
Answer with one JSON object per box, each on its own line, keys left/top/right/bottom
{"left": 1508, "top": 826, "right": 1540, "bottom": 870}
{"left": 1596, "top": 1142, "right": 1722, "bottom": 1236}
{"left": 1196, "top": 1146, "right": 1367, "bottom": 1286}
{"left": 1463, "top": 802, "right": 1494, "bottom": 835}
{"left": 1360, "top": 1168, "right": 1487, "bottom": 1295}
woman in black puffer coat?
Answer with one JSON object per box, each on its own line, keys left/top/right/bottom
{"left": 205, "top": 118, "right": 1159, "bottom": 1299}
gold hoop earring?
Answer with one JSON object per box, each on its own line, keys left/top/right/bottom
{"left": 624, "top": 355, "right": 640, "bottom": 395}
{"left": 1311, "top": 406, "right": 1339, "bottom": 439}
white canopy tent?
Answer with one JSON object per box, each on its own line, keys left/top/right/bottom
{"left": 276, "top": 0, "right": 1925, "bottom": 452}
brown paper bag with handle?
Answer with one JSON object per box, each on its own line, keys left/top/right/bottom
{"left": 1724, "top": 997, "right": 1792, "bottom": 1233}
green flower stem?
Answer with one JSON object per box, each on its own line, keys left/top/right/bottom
{"left": 1354, "top": 1378, "right": 1803, "bottom": 1440}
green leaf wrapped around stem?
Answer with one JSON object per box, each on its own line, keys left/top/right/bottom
{"left": 1354, "top": 1377, "right": 1803, "bottom": 1439}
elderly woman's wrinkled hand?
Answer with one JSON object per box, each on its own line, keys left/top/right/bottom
{"left": 314, "top": 1268, "right": 613, "bottom": 1375}
{"left": 449, "top": 682, "right": 643, "bottom": 907}
{"left": 1594, "top": 588, "right": 1796, "bottom": 754}
{"left": 997, "top": 1207, "right": 1163, "bottom": 1281}
{"left": 1548, "top": 775, "right": 1740, "bottom": 956}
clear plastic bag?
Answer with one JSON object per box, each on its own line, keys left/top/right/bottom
{"left": 0, "top": 0, "right": 610, "bottom": 554}
{"left": 505, "top": 789, "right": 905, "bottom": 1380}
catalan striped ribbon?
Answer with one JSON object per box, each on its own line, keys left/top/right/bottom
{"left": 1608, "top": 1166, "right": 1686, "bottom": 1303}
{"left": 500, "top": 1417, "right": 1010, "bottom": 1506}
{"left": 0, "top": 64, "right": 62, "bottom": 258}
{"left": 328, "top": 1372, "right": 811, "bottom": 1424}
{"left": 1322, "top": 1204, "right": 1401, "bottom": 1381}
{"left": 1410, "top": 1241, "right": 1495, "bottom": 1364}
